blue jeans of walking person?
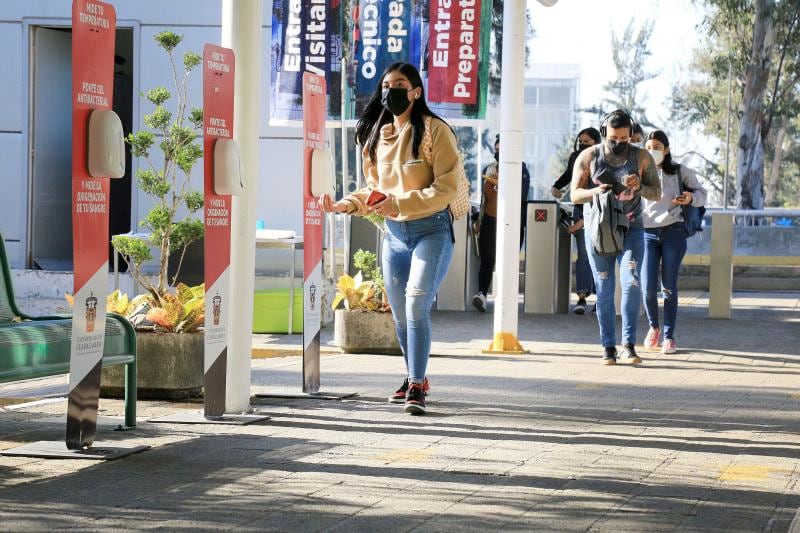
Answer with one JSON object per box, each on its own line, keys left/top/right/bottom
{"left": 585, "top": 226, "right": 645, "bottom": 347}
{"left": 383, "top": 210, "right": 454, "bottom": 383}
{"left": 642, "top": 224, "right": 688, "bottom": 341}
{"left": 573, "top": 228, "right": 594, "bottom": 297}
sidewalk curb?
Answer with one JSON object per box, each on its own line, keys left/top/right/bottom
{"left": 251, "top": 346, "right": 341, "bottom": 358}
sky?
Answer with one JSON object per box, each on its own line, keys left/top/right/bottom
{"left": 527, "top": 0, "right": 708, "bottom": 139}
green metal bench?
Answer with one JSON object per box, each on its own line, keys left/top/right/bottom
{"left": 0, "top": 234, "right": 137, "bottom": 427}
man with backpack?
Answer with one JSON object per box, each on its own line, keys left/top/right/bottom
{"left": 569, "top": 110, "right": 661, "bottom": 365}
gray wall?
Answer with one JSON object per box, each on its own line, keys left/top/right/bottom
{"left": 0, "top": 0, "right": 306, "bottom": 269}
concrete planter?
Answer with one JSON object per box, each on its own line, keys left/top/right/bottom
{"left": 334, "top": 309, "right": 401, "bottom": 354}
{"left": 101, "top": 331, "right": 204, "bottom": 400}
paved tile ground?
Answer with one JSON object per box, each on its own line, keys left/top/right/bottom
{"left": 1, "top": 292, "right": 799, "bottom": 532}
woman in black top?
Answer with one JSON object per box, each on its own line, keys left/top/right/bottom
{"left": 551, "top": 127, "right": 601, "bottom": 314}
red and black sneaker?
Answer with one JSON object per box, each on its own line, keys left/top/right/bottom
{"left": 404, "top": 382, "right": 427, "bottom": 415}
{"left": 389, "top": 377, "right": 429, "bottom": 404}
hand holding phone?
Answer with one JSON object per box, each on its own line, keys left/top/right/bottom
{"left": 623, "top": 174, "right": 641, "bottom": 191}
{"left": 593, "top": 169, "right": 626, "bottom": 195}
{"left": 366, "top": 190, "right": 387, "bottom": 207}
{"left": 673, "top": 192, "right": 691, "bottom": 205}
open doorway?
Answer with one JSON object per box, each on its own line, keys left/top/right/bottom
{"left": 28, "top": 25, "right": 134, "bottom": 270}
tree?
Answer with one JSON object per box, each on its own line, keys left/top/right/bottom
{"left": 671, "top": 0, "right": 800, "bottom": 209}
{"left": 112, "top": 32, "right": 204, "bottom": 300}
{"left": 735, "top": 0, "right": 774, "bottom": 211}
{"left": 601, "top": 19, "right": 659, "bottom": 128}
{"left": 489, "top": 0, "right": 534, "bottom": 101}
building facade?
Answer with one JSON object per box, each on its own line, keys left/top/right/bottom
{"left": 0, "top": 0, "right": 305, "bottom": 271}
{"left": 481, "top": 63, "right": 580, "bottom": 201}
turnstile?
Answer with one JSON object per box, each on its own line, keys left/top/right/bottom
{"left": 436, "top": 215, "right": 480, "bottom": 311}
{"left": 524, "top": 201, "right": 572, "bottom": 314}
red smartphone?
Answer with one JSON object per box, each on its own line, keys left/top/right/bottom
{"left": 366, "top": 190, "right": 387, "bottom": 207}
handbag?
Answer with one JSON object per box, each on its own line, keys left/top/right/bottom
{"left": 677, "top": 166, "right": 705, "bottom": 237}
{"left": 422, "top": 116, "right": 471, "bottom": 220}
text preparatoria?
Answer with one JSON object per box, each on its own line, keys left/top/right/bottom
{"left": 427, "top": 0, "right": 482, "bottom": 104}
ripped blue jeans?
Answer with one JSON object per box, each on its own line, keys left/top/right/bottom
{"left": 585, "top": 226, "right": 645, "bottom": 348}
{"left": 382, "top": 210, "right": 454, "bottom": 383}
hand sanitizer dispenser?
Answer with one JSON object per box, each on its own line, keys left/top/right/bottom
{"left": 311, "top": 147, "right": 335, "bottom": 198}
{"left": 87, "top": 109, "right": 126, "bottom": 179}
{"left": 213, "top": 138, "right": 243, "bottom": 196}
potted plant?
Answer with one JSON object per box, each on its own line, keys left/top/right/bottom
{"left": 103, "top": 31, "right": 206, "bottom": 398}
{"left": 97, "top": 285, "right": 206, "bottom": 399}
{"left": 333, "top": 249, "right": 400, "bottom": 354}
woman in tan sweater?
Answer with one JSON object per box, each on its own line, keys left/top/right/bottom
{"left": 319, "top": 62, "right": 459, "bottom": 415}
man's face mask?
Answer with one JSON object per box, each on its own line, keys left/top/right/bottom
{"left": 381, "top": 87, "right": 413, "bottom": 116}
{"left": 607, "top": 140, "right": 628, "bottom": 155}
{"left": 648, "top": 149, "right": 664, "bottom": 165}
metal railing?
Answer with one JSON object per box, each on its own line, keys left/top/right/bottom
{"left": 704, "top": 208, "right": 800, "bottom": 227}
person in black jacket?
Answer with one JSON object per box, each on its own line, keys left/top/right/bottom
{"left": 551, "top": 127, "right": 601, "bottom": 314}
{"left": 471, "top": 134, "right": 530, "bottom": 312}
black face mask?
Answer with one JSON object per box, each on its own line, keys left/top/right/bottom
{"left": 494, "top": 150, "right": 499, "bottom": 161}
{"left": 607, "top": 140, "right": 628, "bottom": 155}
{"left": 578, "top": 143, "right": 592, "bottom": 152}
{"left": 381, "top": 87, "right": 412, "bottom": 116}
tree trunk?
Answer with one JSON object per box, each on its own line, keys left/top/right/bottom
{"left": 764, "top": 124, "right": 786, "bottom": 206}
{"left": 735, "top": 0, "right": 774, "bottom": 212}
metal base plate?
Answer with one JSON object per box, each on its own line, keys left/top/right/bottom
{"left": 253, "top": 391, "right": 359, "bottom": 401}
{"left": 147, "top": 410, "right": 271, "bottom": 425}
{"left": 0, "top": 441, "right": 150, "bottom": 461}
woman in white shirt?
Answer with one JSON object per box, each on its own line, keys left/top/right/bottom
{"left": 641, "top": 130, "right": 707, "bottom": 354}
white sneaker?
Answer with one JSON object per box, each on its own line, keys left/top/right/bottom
{"left": 472, "top": 292, "right": 486, "bottom": 312}
{"left": 662, "top": 339, "right": 677, "bottom": 354}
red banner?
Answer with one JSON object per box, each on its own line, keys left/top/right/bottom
{"left": 427, "top": 0, "right": 482, "bottom": 104}
{"left": 203, "top": 44, "right": 235, "bottom": 417}
{"left": 68, "top": 0, "right": 116, "bottom": 450}
{"left": 302, "top": 72, "right": 325, "bottom": 394}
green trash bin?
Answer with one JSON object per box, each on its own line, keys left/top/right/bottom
{"left": 252, "top": 288, "right": 304, "bottom": 333}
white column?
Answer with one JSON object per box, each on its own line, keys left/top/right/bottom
{"left": 222, "top": 0, "right": 262, "bottom": 412}
{"left": 486, "top": 0, "right": 526, "bottom": 353}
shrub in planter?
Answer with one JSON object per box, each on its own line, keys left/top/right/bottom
{"left": 332, "top": 250, "right": 400, "bottom": 354}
